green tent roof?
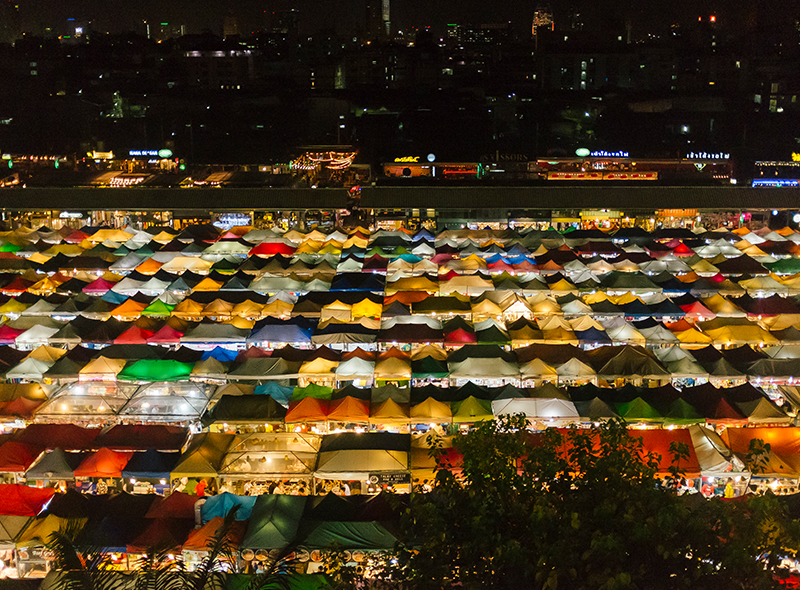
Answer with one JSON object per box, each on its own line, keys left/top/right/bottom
{"left": 410, "top": 356, "right": 449, "bottom": 379}
{"left": 291, "top": 383, "right": 334, "bottom": 401}
{"left": 241, "top": 494, "right": 307, "bottom": 550}
{"left": 451, "top": 395, "right": 494, "bottom": 423}
{"left": 615, "top": 397, "right": 663, "bottom": 422}
{"left": 663, "top": 398, "right": 704, "bottom": 425}
{"left": 141, "top": 299, "right": 175, "bottom": 317}
{"left": 118, "top": 359, "right": 194, "bottom": 382}
{"left": 297, "top": 521, "right": 397, "bottom": 551}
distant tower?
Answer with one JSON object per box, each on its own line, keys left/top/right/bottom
{"left": 223, "top": 14, "right": 240, "bottom": 38}
{"left": 532, "top": 4, "right": 554, "bottom": 50}
{"left": 0, "top": 0, "right": 21, "bottom": 43}
{"left": 365, "top": 0, "right": 390, "bottom": 42}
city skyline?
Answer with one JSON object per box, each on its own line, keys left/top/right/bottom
{"left": 4, "top": 0, "right": 785, "bottom": 39}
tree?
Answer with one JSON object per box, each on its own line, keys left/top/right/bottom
{"left": 349, "top": 417, "right": 800, "bottom": 590}
{"left": 45, "top": 508, "right": 293, "bottom": 590}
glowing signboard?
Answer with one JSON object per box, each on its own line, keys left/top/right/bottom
{"left": 129, "top": 149, "right": 174, "bottom": 158}
{"left": 590, "top": 150, "right": 629, "bottom": 158}
{"left": 394, "top": 156, "right": 420, "bottom": 162}
{"left": 685, "top": 151, "right": 729, "bottom": 159}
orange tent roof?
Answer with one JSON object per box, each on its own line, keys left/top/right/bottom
{"left": 327, "top": 396, "right": 370, "bottom": 422}
{"left": 182, "top": 516, "right": 247, "bottom": 551}
{"left": 285, "top": 397, "right": 330, "bottom": 423}
{"left": 73, "top": 447, "right": 134, "bottom": 478}
{"left": 134, "top": 258, "right": 164, "bottom": 275}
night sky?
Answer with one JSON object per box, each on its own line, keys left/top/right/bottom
{"left": 12, "top": 0, "right": 793, "bottom": 39}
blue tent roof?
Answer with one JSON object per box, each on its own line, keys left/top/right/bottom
{"left": 201, "top": 346, "right": 240, "bottom": 362}
{"left": 254, "top": 382, "right": 294, "bottom": 406}
{"left": 121, "top": 449, "right": 181, "bottom": 479}
{"left": 329, "top": 273, "right": 385, "bottom": 292}
{"left": 201, "top": 492, "right": 257, "bottom": 523}
{"left": 575, "top": 327, "right": 612, "bottom": 344}
{"left": 248, "top": 319, "right": 315, "bottom": 344}
{"left": 101, "top": 290, "right": 129, "bottom": 305}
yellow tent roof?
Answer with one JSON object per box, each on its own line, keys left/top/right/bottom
{"left": 17, "top": 515, "right": 88, "bottom": 548}
{"left": 369, "top": 399, "right": 409, "bottom": 424}
{"left": 261, "top": 299, "right": 294, "bottom": 317}
{"left": 520, "top": 358, "right": 558, "bottom": 378}
{"left": 150, "top": 231, "right": 176, "bottom": 243}
{"left": 351, "top": 298, "right": 382, "bottom": 319}
{"left": 0, "top": 299, "right": 30, "bottom": 315}
{"left": 203, "top": 299, "right": 235, "bottom": 317}
{"left": 89, "top": 229, "right": 134, "bottom": 243}
{"left": 172, "top": 299, "right": 206, "bottom": 318}
{"left": 374, "top": 357, "right": 412, "bottom": 379}
{"left": 229, "top": 316, "right": 255, "bottom": 330}
{"left": 79, "top": 356, "right": 127, "bottom": 376}
{"left": 27, "top": 253, "right": 52, "bottom": 265}
{"left": 410, "top": 398, "right": 452, "bottom": 422}
{"left": 410, "top": 344, "right": 449, "bottom": 361}
{"left": 25, "top": 345, "right": 68, "bottom": 363}
{"left": 232, "top": 300, "right": 265, "bottom": 318}
{"left": 192, "top": 277, "right": 224, "bottom": 291}
{"left": 44, "top": 244, "right": 85, "bottom": 257}
{"left": 298, "top": 357, "right": 339, "bottom": 374}
{"left": 27, "top": 276, "right": 61, "bottom": 295}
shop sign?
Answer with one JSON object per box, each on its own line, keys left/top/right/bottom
{"left": 575, "top": 148, "right": 591, "bottom": 157}
{"left": 129, "top": 149, "right": 174, "bottom": 158}
{"left": 752, "top": 179, "right": 798, "bottom": 187}
{"left": 590, "top": 150, "right": 629, "bottom": 158}
{"left": 394, "top": 156, "right": 419, "bottom": 163}
{"left": 59, "top": 211, "right": 84, "bottom": 219}
{"left": 685, "top": 151, "right": 729, "bottom": 160}
{"left": 368, "top": 472, "right": 411, "bottom": 485}
{"left": 792, "top": 153, "right": 800, "bottom": 162}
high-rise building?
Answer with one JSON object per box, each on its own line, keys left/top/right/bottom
{"left": 145, "top": 21, "right": 185, "bottom": 41}
{"left": 365, "top": 0, "right": 390, "bottom": 42}
{"left": 266, "top": 9, "right": 299, "bottom": 36}
{"left": 0, "top": 0, "right": 21, "bottom": 43}
{"left": 224, "top": 14, "right": 240, "bottom": 38}
{"left": 532, "top": 4, "right": 554, "bottom": 38}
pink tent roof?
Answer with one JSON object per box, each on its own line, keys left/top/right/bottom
{"left": 0, "top": 325, "right": 25, "bottom": 344}
{"left": 83, "top": 277, "right": 116, "bottom": 295}
{"left": 147, "top": 325, "right": 185, "bottom": 344}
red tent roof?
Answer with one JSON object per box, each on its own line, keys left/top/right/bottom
{"left": 64, "top": 230, "right": 89, "bottom": 243}
{"left": 127, "top": 518, "right": 195, "bottom": 553}
{"left": 145, "top": 491, "right": 199, "bottom": 519}
{"left": 0, "top": 441, "right": 42, "bottom": 472}
{"left": 96, "top": 425, "right": 189, "bottom": 451}
{"left": 0, "top": 484, "right": 56, "bottom": 516}
{"left": 114, "top": 326, "right": 154, "bottom": 345}
{"left": 249, "top": 243, "right": 296, "bottom": 256}
{"left": 13, "top": 424, "right": 100, "bottom": 451}
{"left": 2, "top": 276, "right": 33, "bottom": 294}
{"left": 73, "top": 447, "right": 133, "bottom": 478}
{"left": 0, "top": 397, "right": 44, "bottom": 418}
